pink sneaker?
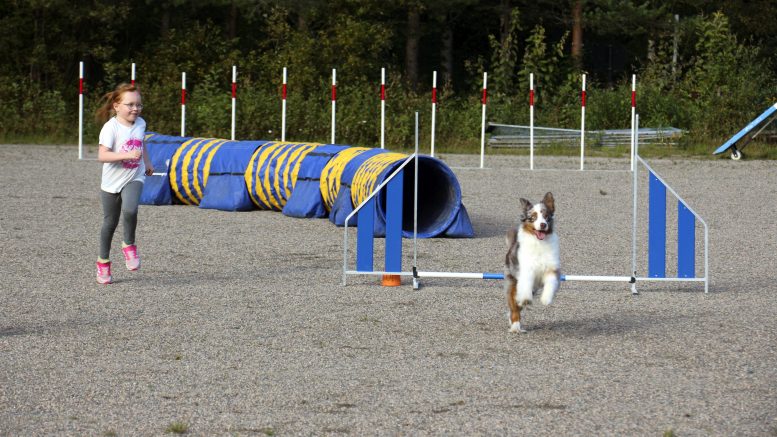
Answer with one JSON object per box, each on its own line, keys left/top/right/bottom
{"left": 96, "top": 261, "right": 113, "bottom": 284}
{"left": 122, "top": 244, "right": 141, "bottom": 271}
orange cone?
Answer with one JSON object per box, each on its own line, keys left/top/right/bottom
{"left": 381, "top": 274, "right": 401, "bottom": 287}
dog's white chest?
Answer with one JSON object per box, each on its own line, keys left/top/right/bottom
{"left": 517, "top": 231, "right": 560, "bottom": 273}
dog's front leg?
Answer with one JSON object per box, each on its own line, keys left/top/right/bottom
{"left": 517, "top": 270, "right": 534, "bottom": 307}
{"left": 540, "top": 269, "right": 560, "bottom": 305}
{"left": 505, "top": 274, "right": 525, "bottom": 333}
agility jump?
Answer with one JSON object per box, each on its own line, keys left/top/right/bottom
{"left": 343, "top": 114, "right": 709, "bottom": 294}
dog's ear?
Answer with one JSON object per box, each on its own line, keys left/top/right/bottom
{"left": 543, "top": 192, "right": 555, "bottom": 214}
{"left": 519, "top": 198, "right": 533, "bottom": 221}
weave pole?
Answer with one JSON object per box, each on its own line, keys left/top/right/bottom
{"left": 331, "top": 68, "right": 337, "bottom": 144}
{"left": 380, "top": 68, "right": 386, "bottom": 149}
{"left": 131, "top": 63, "right": 136, "bottom": 86}
{"left": 480, "top": 72, "right": 488, "bottom": 169}
{"left": 78, "top": 62, "right": 84, "bottom": 160}
{"left": 180, "top": 72, "right": 186, "bottom": 137}
{"left": 281, "top": 67, "right": 287, "bottom": 141}
{"left": 530, "top": 73, "right": 535, "bottom": 170}
{"left": 580, "top": 74, "right": 586, "bottom": 171}
{"left": 231, "top": 65, "right": 237, "bottom": 140}
{"left": 430, "top": 70, "right": 437, "bottom": 157}
{"left": 630, "top": 74, "right": 636, "bottom": 171}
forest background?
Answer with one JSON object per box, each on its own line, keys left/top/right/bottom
{"left": 2, "top": 0, "right": 776, "bottom": 156}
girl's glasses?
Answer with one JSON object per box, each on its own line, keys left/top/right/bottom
{"left": 122, "top": 103, "right": 143, "bottom": 110}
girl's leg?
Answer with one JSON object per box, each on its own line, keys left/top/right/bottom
{"left": 99, "top": 190, "right": 122, "bottom": 260}
{"left": 120, "top": 181, "right": 144, "bottom": 245}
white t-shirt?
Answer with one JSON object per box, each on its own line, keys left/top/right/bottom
{"left": 99, "top": 116, "right": 147, "bottom": 193}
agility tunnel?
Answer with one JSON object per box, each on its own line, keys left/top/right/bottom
{"left": 141, "top": 133, "right": 473, "bottom": 238}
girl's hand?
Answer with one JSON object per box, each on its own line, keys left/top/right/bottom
{"left": 145, "top": 165, "right": 155, "bottom": 176}
{"left": 127, "top": 150, "right": 142, "bottom": 160}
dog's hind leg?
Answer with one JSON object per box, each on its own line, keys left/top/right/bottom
{"left": 540, "top": 269, "right": 560, "bottom": 305}
{"left": 506, "top": 274, "right": 525, "bottom": 333}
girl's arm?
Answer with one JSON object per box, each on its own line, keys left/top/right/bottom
{"left": 142, "top": 141, "right": 154, "bottom": 175}
{"left": 98, "top": 145, "right": 141, "bottom": 163}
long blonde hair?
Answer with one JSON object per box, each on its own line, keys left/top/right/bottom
{"left": 95, "top": 83, "right": 140, "bottom": 124}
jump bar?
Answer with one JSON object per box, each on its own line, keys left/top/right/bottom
{"left": 412, "top": 272, "right": 636, "bottom": 282}
{"left": 413, "top": 272, "right": 706, "bottom": 283}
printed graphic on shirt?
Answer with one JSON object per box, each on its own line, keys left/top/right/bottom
{"left": 121, "top": 138, "right": 143, "bottom": 169}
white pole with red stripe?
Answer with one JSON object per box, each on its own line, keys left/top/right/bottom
{"left": 380, "top": 67, "right": 386, "bottom": 149}
{"left": 479, "top": 72, "right": 488, "bottom": 168}
{"left": 331, "top": 68, "right": 337, "bottom": 144}
{"left": 430, "top": 70, "right": 437, "bottom": 157}
{"left": 131, "top": 63, "right": 136, "bottom": 86}
{"left": 181, "top": 72, "right": 186, "bottom": 137}
{"left": 530, "top": 73, "right": 535, "bottom": 170}
{"left": 281, "top": 67, "right": 287, "bottom": 142}
{"left": 78, "top": 61, "right": 84, "bottom": 160}
{"left": 580, "top": 73, "right": 586, "bottom": 170}
{"left": 231, "top": 65, "right": 237, "bottom": 140}
{"left": 630, "top": 74, "right": 636, "bottom": 171}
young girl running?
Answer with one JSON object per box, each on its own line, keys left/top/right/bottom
{"left": 95, "top": 83, "right": 154, "bottom": 284}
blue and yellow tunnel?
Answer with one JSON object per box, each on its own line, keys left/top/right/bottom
{"left": 141, "top": 133, "right": 473, "bottom": 238}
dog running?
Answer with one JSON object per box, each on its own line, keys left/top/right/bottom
{"left": 504, "top": 192, "right": 560, "bottom": 333}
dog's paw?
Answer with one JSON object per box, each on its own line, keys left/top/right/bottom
{"left": 508, "top": 322, "right": 526, "bottom": 333}
{"left": 518, "top": 298, "right": 532, "bottom": 307}
{"left": 540, "top": 294, "right": 554, "bottom": 305}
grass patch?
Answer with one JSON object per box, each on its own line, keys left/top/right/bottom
{"left": 358, "top": 315, "right": 380, "bottom": 324}
{"left": 165, "top": 421, "right": 189, "bottom": 434}
{"left": 0, "top": 132, "right": 79, "bottom": 145}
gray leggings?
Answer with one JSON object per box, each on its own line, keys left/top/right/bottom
{"left": 99, "top": 181, "right": 143, "bottom": 260}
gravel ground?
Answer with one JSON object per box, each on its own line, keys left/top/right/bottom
{"left": 1, "top": 144, "right": 776, "bottom": 436}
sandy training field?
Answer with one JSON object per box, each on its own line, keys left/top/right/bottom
{"left": 1, "top": 144, "right": 775, "bottom": 435}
